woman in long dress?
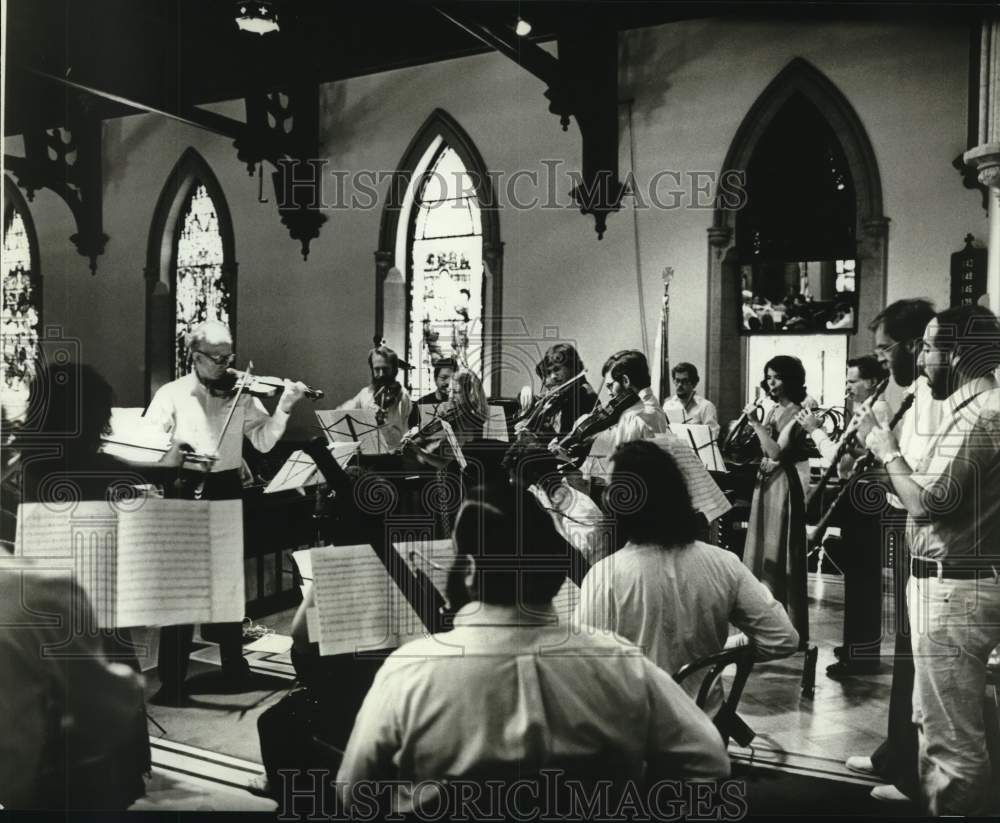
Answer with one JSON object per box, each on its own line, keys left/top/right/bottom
{"left": 742, "top": 355, "right": 811, "bottom": 646}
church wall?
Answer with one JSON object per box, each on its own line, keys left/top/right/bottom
{"left": 8, "top": 17, "right": 982, "bottom": 436}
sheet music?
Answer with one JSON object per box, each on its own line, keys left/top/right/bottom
{"left": 101, "top": 406, "right": 206, "bottom": 468}
{"left": 264, "top": 450, "right": 321, "bottom": 494}
{"left": 14, "top": 499, "right": 244, "bottom": 628}
{"left": 310, "top": 544, "right": 426, "bottom": 657}
{"left": 484, "top": 405, "right": 510, "bottom": 442}
{"left": 15, "top": 502, "right": 120, "bottom": 626}
{"left": 265, "top": 442, "right": 361, "bottom": 494}
{"left": 392, "top": 538, "right": 456, "bottom": 600}
{"left": 316, "top": 409, "right": 393, "bottom": 455}
{"left": 207, "top": 500, "right": 245, "bottom": 623}
{"left": 438, "top": 418, "right": 466, "bottom": 470}
{"left": 652, "top": 434, "right": 732, "bottom": 523}
{"left": 115, "top": 499, "right": 243, "bottom": 627}
{"left": 292, "top": 548, "right": 313, "bottom": 583}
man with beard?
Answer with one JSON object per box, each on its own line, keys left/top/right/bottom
{"left": 842, "top": 299, "right": 942, "bottom": 804}
{"left": 144, "top": 319, "right": 307, "bottom": 704}
{"left": 662, "top": 362, "right": 719, "bottom": 440}
{"left": 338, "top": 343, "right": 413, "bottom": 450}
{"left": 864, "top": 304, "right": 1000, "bottom": 815}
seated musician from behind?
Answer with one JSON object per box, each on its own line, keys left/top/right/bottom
{"left": 575, "top": 441, "right": 798, "bottom": 717}
{"left": 517, "top": 343, "right": 598, "bottom": 438}
{"left": 338, "top": 343, "right": 413, "bottom": 449}
{"left": 336, "top": 482, "right": 730, "bottom": 816}
{"left": 1, "top": 362, "right": 177, "bottom": 809}
{"left": 662, "top": 362, "right": 719, "bottom": 440}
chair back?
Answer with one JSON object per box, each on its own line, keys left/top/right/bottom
{"left": 673, "top": 642, "right": 756, "bottom": 746}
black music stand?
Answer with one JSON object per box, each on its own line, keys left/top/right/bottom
{"left": 315, "top": 409, "right": 393, "bottom": 455}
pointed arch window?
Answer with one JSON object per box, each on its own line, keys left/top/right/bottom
{"left": 173, "top": 182, "right": 231, "bottom": 377}
{"left": 376, "top": 110, "right": 503, "bottom": 397}
{"left": 408, "top": 145, "right": 485, "bottom": 394}
{"left": 145, "top": 149, "right": 237, "bottom": 400}
{"left": 2, "top": 178, "right": 41, "bottom": 422}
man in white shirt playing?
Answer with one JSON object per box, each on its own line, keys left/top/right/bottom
{"left": 560, "top": 349, "right": 669, "bottom": 496}
{"left": 864, "top": 304, "right": 1000, "bottom": 815}
{"left": 840, "top": 299, "right": 942, "bottom": 804}
{"left": 337, "top": 343, "right": 413, "bottom": 450}
{"left": 663, "top": 362, "right": 719, "bottom": 440}
{"left": 336, "top": 483, "right": 730, "bottom": 817}
{"left": 144, "top": 320, "right": 307, "bottom": 703}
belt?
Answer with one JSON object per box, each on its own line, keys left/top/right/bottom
{"left": 910, "top": 555, "right": 1000, "bottom": 581}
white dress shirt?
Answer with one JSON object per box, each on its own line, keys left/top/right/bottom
{"left": 575, "top": 540, "right": 799, "bottom": 714}
{"left": 872, "top": 377, "right": 943, "bottom": 509}
{"left": 582, "top": 387, "right": 668, "bottom": 480}
{"left": 337, "top": 601, "right": 730, "bottom": 814}
{"left": 663, "top": 394, "right": 720, "bottom": 439}
{"left": 144, "top": 372, "right": 289, "bottom": 472}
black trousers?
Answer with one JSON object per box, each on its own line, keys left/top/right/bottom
{"left": 869, "top": 524, "right": 919, "bottom": 797}
{"left": 157, "top": 469, "right": 245, "bottom": 689}
{"left": 835, "top": 483, "right": 884, "bottom": 659}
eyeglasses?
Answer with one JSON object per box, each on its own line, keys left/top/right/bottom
{"left": 873, "top": 340, "right": 902, "bottom": 356}
{"left": 194, "top": 350, "right": 236, "bottom": 366}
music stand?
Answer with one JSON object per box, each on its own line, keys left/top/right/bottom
{"left": 670, "top": 424, "right": 726, "bottom": 472}
{"left": 265, "top": 442, "right": 360, "bottom": 494}
{"left": 316, "top": 408, "right": 394, "bottom": 454}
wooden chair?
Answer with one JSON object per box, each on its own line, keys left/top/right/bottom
{"left": 673, "top": 643, "right": 757, "bottom": 747}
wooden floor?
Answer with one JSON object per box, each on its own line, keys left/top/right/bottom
{"left": 138, "top": 570, "right": 903, "bottom": 812}
{"left": 730, "top": 572, "right": 895, "bottom": 781}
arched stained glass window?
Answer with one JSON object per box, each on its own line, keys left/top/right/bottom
{"left": 2, "top": 186, "right": 41, "bottom": 423}
{"left": 408, "top": 145, "right": 484, "bottom": 394}
{"left": 173, "top": 182, "right": 231, "bottom": 377}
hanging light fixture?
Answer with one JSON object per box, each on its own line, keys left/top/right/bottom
{"left": 235, "top": 0, "right": 280, "bottom": 35}
{"left": 514, "top": 16, "right": 532, "bottom": 37}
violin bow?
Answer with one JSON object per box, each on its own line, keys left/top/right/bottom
{"left": 198, "top": 361, "right": 254, "bottom": 479}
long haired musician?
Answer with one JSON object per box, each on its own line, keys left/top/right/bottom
{"left": 518, "top": 344, "right": 598, "bottom": 438}
{"left": 401, "top": 366, "right": 489, "bottom": 470}
{"left": 741, "top": 354, "right": 812, "bottom": 648}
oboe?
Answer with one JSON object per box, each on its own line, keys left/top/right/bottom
{"left": 804, "top": 378, "right": 889, "bottom": 509}
{"left": 808, "top": 391, "right": 915, "bottom": 549}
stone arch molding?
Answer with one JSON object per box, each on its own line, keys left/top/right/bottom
{"left": 374, "top": 109, "right": 504, "bottom": 396}
{"left": 144, "top": 148, "right": 238, "bottom": 402}
{"left": 705, "top": 57, "right": 888, "bottom": 423}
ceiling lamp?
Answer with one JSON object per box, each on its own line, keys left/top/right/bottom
{"left": 514, "top": 16, "right": 532, "bottom": 37}
{"left": 235, "top": 1, "right": 280, "bottom": 35}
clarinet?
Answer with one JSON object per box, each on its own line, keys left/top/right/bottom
{"left": 808, "top": 391, "right": 915, "bottom": 548}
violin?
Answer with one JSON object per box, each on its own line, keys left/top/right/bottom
{"left": 554, "top": 389, "right": 640, "bottom": 464}
{"left": 398, "top": 404, "right": 464, "bottom": 453}
{"left": 515, "top": 371, "right": 588, "bottom": 435}
{"left": 209, "top": 368, "right": 324, "bottom": 400}
{"left": 373, "top": 381, "right": 402, "bottom": 425}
